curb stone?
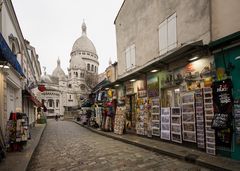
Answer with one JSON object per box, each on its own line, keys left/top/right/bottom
{"left": 73, "top": 121, "right": 234, "bottom": 171}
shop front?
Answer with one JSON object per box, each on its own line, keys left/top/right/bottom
{"left": 210, "top": 31, "right": 240, "bottom": 160}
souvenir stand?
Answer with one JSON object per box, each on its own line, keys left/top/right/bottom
{"left": 151, "top": 98, "right": 161, "bottom": 136}
{"left": 7, "top": 112, "right": 29, "bottom": 152}
{"left": 114, "top": 102, "right": 126, "bottom": 135}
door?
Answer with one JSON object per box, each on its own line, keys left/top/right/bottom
{"left": 7, "top": 84, "right": 16, "bottom": 119}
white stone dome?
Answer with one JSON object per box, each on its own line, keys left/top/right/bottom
{"left": 70, "top": 54, "right": 86, "bottom": 69}
{"left": 40, "top": 74, "right": 52, "bottom": 84}
{"left": 71, "top": 21, "right": 97, "bottom": 54}
{"left": 52, "top": 59, "right": 66, "bottom": 79}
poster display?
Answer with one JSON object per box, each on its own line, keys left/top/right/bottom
{"left": 234, "top": 100, "right": 240, "bottom": 144}
{"left": 195, "top": 89, "right": 205, "bottom": 149}
{"left": 181, "top": 92, "right": 196, "bottom": 143}
{"left": 151, "top": 98, "right": 160, "bottom": 136}
{"left": 212, "top": 79, "right": 233, "bottom": 129}
{"left": 171, "top": 107, "right": 182, "bottom": 143}
{"left": 203, "top": 87, "right": 216, "bottom": 155}
{"left": 161, "top": 107, "right": 171, "bottom": 140}
{"left": 114, "top": 106, "right": 126, "bottom": 135}
{"left": 136, "top": 98, "right": 147, "bottom": 135}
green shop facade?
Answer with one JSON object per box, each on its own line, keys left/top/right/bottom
{"left": 210, "top": 31, "right": 240, "bottom": 160}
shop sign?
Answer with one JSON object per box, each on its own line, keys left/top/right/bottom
{"left": 212, "top": 79, "right": 233, "bottom": 129}
{"left": 125, "top": 82, "right": 134, "bottom": 95}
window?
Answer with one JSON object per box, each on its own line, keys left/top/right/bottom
{"left": 159, "top": 13, "right": 177, "bottom": 55}
{"left": 87, "top": 63, "right": 90, "bottom": 70}
{"left": 76, "top": 72, "right": 78, "bottom": 77}
{"left": 95, "top": 66, "right": 97, "bottom": 73}
{"left": 68, "top": 84, "right": 72, "bottom": 88}
{"left": 125, "top": 44, "right": 136, "bottom": 71}
{"left": 56, "top": 100, "right": 59, "bottom": 108}
{"left": 69, "top": 95, "right": 71, "bottom": 99}
{"left": 48, "top": 99, "right": 54, "bottom": 108}
{"left": 91, "top": 65, "right": 94, "bottom": 71}
{"left": 80, "top": 84, "right": 85, "bottom": 91}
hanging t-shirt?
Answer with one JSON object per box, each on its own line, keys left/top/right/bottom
{"left": 212, "top": 79, "right": 233, "bottom": 129}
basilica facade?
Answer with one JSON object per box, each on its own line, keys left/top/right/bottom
{"left": 39, "top": 22, "right": 99, "bottom": 117}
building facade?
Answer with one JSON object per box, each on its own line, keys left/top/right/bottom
{"left": 0, "top": 0, "right": 42, "bottom": 137}
{"left": 95, "top": 0, "right": 240, "bottom": 160}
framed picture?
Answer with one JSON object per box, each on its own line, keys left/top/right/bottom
{"left": 171, "top": 133, "right": 182, "bottom": 143}
{"left": 183, "top": 132, "right": 196, "bottom": 142}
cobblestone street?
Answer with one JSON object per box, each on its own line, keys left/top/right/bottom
{"left": 27, "top": 120, "right": 211, "bottom": 171}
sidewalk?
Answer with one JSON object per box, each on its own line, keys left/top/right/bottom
{"left": 0, "top": 123, "right": 46, "bottom": 171}
{"left": 74, "top": 120, "right": 240, "bottom": 171}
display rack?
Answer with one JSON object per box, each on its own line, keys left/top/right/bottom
{"left": 195, "top": 89, "right": 205, "bottom": 149}
{"left": 161, "top": 107, "right": 171, "bottom": 140}
{"left": 203, "top": 87, "right": 216, "bottom": 155}
{"left": 151, "top": 98, "right": 160, "bottom": 136}
{"left": 114, "top": 106, "right": 126, "bottom": 135}
{"left": 171, "top": 107, "right": 182, "bottom": 143}
{"left": 136, "top": 98, "right": 147, "bottom": 135}
{"left": 181, "top": 91, "right": 196, "bottom": 143}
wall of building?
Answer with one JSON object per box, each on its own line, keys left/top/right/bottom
{"left": 115, "top": 0, "right": 210, "bottom": 76}
{"left": 211, "top": 0, "right": 240, "bottom": 41}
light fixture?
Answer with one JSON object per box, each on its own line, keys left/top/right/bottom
{"left": 105, "top": 87, "right": 109, "bottom": 90}
{"left": 114, "top": 84, "right": 120, "bottom": 87}
{"left": 130, "top": 79, "right": 136, "bottom": 82}
{"left": 189, "top": 56, "right": 199, "bottom": 61}
{"left": 0, "top": 62, "right": 9, "bottom": 69}
{"left": 151, "top": 69, "right": 158, "bottom": 73}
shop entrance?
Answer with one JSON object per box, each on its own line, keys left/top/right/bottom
{"left": 125, "top": 94, "right": 136, "bottom": 133}
{"left": 214, "top": 45, "right": 240, "bottom": 159}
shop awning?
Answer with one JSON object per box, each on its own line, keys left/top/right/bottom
{"left": 209, "top": 31, "right": 240, "bottom": 50}
{"left": 22, "top": 90, "right": 42, "bottom": 107}
{"left": 0, "top": 33, "right": 25, "bottom": 77}
{"left": 105, "top": 40, "right": 207, "bottom": 88}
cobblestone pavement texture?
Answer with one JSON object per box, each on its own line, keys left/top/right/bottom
{"left": 27, "top": 120, "right": 211, "bottom": 171}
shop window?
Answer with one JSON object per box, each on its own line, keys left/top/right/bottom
{"left": 125, "top": 44, "right": 136, "bottom": 71}
{"left": 159, "top": 12, "right": 177, "bottom": 55}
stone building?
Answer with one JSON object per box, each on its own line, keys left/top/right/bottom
{"left": 40, "top": 21, "right": 99, "bottom": 117}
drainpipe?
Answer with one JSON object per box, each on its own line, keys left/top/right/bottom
{"left": 0, "top": 0, "right": 3, "bottom": 33}
{"left": 209, "top": 0, "right": 213, "bottom": 42}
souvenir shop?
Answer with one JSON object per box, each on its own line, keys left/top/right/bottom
{"left": 112, "top": 43, "right": 240, "bottom": 159}
{"left": 6, "top": 112, "right": 29, "bottom": 152}
{"left": 209, "top": 31, "right": 240, "bottom": 160}
{"left": 94, "top": 88, "right": 116, "bottom": 132}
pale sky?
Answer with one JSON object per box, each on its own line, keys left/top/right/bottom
{"left": 12, "top": 0, "right": 123, "bottom": 75}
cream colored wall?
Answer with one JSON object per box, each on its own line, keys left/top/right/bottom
{"left": 115, "top": 0, "right": 210, "bottom": 77}
{"left": 211, "top": 0, "right": 240, "bottom": 41}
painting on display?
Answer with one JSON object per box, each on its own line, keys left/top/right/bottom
{"left": 181, "top": 92, "right": 196, "bottom": 143}
{"left": 147, "top": 76, "right": 159, "bottom": 97}
{"left": 171, "top": 107, "right": 182, "bottom": 143}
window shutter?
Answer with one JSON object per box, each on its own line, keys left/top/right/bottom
{"left": 167, "top": 13, "right": 177, "bottom": 51}
{"left": 159, "top": 20, "right": 168, "bottom": 55}
{"left": 125, "top": 47, "right": 131, "bottom": 70}
{"left": 130, "top": 44, "right": 135, "bottom": 68}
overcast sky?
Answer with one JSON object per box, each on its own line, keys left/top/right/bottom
{"left": 12, "top": 0, "right": 123, "bottom": 75}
